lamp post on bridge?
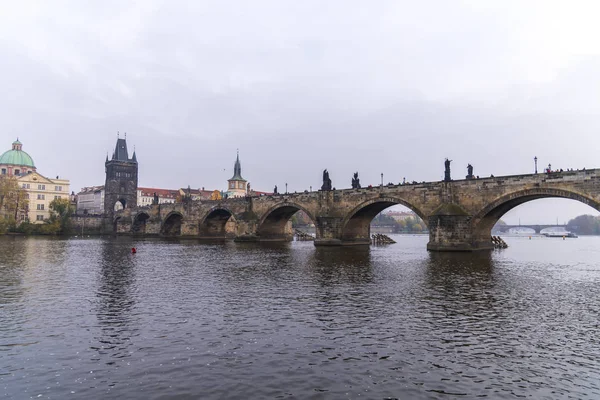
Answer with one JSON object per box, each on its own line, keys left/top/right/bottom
{"left": 534, "top": 156, "right": 538, "bottom": 174}
{"left": 285, "top": 183, "right": 288, "bottom": 194}
{"left": 381, "top": 173, "right": 383, "bottom": 187}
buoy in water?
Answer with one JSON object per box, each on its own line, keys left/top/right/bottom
{"left": 131, "top": 247, "right": 137, "bottom": 254}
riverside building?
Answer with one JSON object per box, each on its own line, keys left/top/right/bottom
{"left": 0, "top": 139, "right": 70, "bottom": 223}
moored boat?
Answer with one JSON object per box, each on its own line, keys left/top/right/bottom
{"left": 543, "top": 232, "right": 578, "bottom": 238}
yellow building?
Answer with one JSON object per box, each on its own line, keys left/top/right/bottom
{"left": 0, "top": 139, "right": 70, "bottom": 224}
{"left": 17, "top": 172, "right": 70, "bottom": 223}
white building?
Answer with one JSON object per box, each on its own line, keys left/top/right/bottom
{"left": 76, "top": 186, "right": 105, "bottom": 214}
{"left": 76, "top": 186, "right": 178, "bottom": 213}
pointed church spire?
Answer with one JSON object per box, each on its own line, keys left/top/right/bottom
{"left": 229, "top": 150, "right": 245, "bottom": 181}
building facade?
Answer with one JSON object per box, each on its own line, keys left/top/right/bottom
{"left": 178, "top": 187, "right": 221, "bottom": 201}
{"left": 0, "top": 139, "right": 70, "bottom": 224}
{"left": 77, "top": 186, "right": 183, "bottom": 212}
{"left": 76, "top": 186, "right": 105, "bottom": 214}
{"left": 387, "top": 210, "right": 418, "bottom": 221}
{"left": 17, "top": 172, "right": 70, "bottom": 223}
{"left": 138, "top": 188, "right": 178, "bottom": 206}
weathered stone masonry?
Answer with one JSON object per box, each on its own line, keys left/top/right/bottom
{"left": 112, "top": 169, "right": 600, "bottom": 251}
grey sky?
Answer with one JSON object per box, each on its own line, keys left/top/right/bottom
{"left": 1, "top": 0, "right": 599, "bottom": 224}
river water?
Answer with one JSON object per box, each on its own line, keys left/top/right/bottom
{"left": 1, "top": 235, "right": 600, "bottom": 399}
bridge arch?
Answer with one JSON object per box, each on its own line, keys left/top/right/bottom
{"left": 341, "top": 197, "right": 427, "bottom": 244}
{"left": 472, "top": 188, "right": 600, "bottom": 239}
{"left": 161, "top": 211, "right": 184, "bottom": 237}
{"left": 132, "top": 212, "right": 150, "bottom": 234}
{"left": 199, "top": 206, "right": 237, "bottom": 238}
{"left": 257, "top": 202, "right": 317, "bottom": 241}
{"left": 113, "top": 198, "right": 126, "bottom": 212}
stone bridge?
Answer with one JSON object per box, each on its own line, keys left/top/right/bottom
{"left": 113, "top": 169, "right": 600, "bottom": 251}
{"left": 496, "top": 224, "right": 568, "bottom": 234}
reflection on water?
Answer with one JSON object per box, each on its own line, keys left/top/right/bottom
{"left": 93, "top": 241, "right": 138, "bottom": 363}
{"left": 1, "top": 235, "right": 600, "bottom": 399}
{"left": 309, "top": 246, "right": 374, "bottom": 286}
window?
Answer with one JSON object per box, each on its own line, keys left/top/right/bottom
{"left": 55, "top": 186, "right": 62, "bottom": 191}
{"left": 36, "top": 204, "right": 44, "bottom": 210}
{"left": 22, "top": 184, "right": 27, "bottom": 188}
{"left": 14, "top": 169, "right": 20, "bottom": 175}
{"left": 36, "top": 215, "right": 44, "bottom": 221}
{"left": 1, "top": 169, "right": 5, "bottom": 175}
{"left": 54, "top": 196, "right": 61, "bottom": 200}
{"left": 38, "top": 184, "right": 45, "bottom": 190}
{"left": 37, "top": 194, "right": 45, "bottom": 200}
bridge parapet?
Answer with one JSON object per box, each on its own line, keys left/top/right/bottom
{"left": 111, "top": 169, "right": 600, "bottom": 251}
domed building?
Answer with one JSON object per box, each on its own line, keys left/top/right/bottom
{"left": 0, "top": 139, "right": 36, "bottom": 176}
{"left": 0, "top": 139, "right": 69, "bottom": 224}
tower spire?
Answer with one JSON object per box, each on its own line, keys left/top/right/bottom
{"left": 229, "top": 150, "right": 244, "bottom": 180}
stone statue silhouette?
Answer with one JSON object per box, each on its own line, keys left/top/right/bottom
{"left": 351, "top": 172, "right": 361, "bottom": 189}
{"left": 273, "top": 185, "right": 278, "bottom": 195}
{"left": 466, "top": 164, "right": 474, "bottom": 179}
{"left": 321, "top": 169, "right": 332, "bottom": 191}
{"left": 444, "top": 158, "right": 452, "bottom": 182}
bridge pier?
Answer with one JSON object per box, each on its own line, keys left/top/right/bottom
{"left": 313, "top": 216, "right": 345, "bottom": 246}
{"left": 426, "top": 207, "right": 493, "bottom": 252}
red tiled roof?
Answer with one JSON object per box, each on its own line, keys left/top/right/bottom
{"left": 139, "top": 187, "right": 178, "bottom": 198}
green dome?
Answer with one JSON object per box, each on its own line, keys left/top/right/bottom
{"left": 0, "top": 140, "right": 35, "bottom": 168}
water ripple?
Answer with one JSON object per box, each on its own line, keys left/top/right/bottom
{"left": 1, "top": 236, "right": 600, "bottom": 399}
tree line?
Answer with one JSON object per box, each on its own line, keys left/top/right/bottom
{"left": 371, "top": 213, "right": 428, "bottom": 233}
{"left": 566, "top": 214, "right": 600, "bottom": 235}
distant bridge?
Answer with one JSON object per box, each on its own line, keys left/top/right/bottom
{"left": 112, "top": 169, "right": 600, "bottom": 251}
{"left": 495, "top": 224, "right": 568, "bottom": 234}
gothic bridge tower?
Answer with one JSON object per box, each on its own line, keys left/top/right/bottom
{"left": 226, "top": 151, "right": 247, "bottom": 198}
{"left": 104, "top": 137, "right": 138, "bottom": 219}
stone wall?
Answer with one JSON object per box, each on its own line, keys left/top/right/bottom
{"left": 71, "top": 215, "right": 105, "bottom": 235}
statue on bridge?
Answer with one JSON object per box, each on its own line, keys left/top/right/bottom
{"left": 321, "top": 169, "right": 332, "bottom": 191}
{"left": 273, "top": 185, "right": 278, "bottom": 195}
{"left": 152, "top": 192, "right": 159, "bottom": 205}
{"left": 351, "top": 172, "right": 361, "bottom": 189}
{"left": 182, "top": 186, "right": 192, "bottom": 203}
{"left": 466, "top": 164, "right": 474, "bottom": 179}
{"left": 444, "top": 158, "right": 452, "bottom": 182}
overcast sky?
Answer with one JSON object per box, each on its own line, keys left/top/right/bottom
{"left": 1, "top": 0, "right": 599, "bottom": 224}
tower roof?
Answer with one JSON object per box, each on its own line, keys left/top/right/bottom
{"left": 229, "top": 151, "right": 245, "bottom": 181}
{"left": 109, "top": 137, "right": 136, "bottom": 163}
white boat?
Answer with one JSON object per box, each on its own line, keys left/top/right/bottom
{"left": 543, "top": 232, "right": 578, "bottom": 238}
